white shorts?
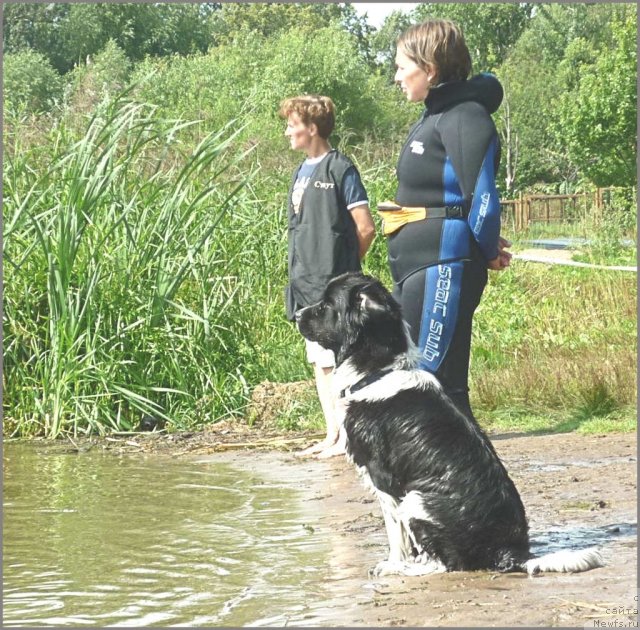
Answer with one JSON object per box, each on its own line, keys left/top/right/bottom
{"left": 304, "top": 339, "right": 336, "bottom": 368}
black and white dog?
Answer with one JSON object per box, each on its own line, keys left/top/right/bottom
{"left": 296, "top": 272, "right": 604, "bottom": 577}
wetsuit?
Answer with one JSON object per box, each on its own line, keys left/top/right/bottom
{"left": 388, "top": 73, "right": 503, "bottom": 419}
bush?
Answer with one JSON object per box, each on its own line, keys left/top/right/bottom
{"left": 130, "top": 23, "right": 410, "bottom": 163}
{"left": 4, "top": 50, "right": 64, "bottom": 114}
{"left": 65, "top": 39, "right": 132, "bottom": 113}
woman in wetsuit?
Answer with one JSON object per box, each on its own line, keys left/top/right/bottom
{"left": 386, "top": 19, "right": 511, "bottom": 420}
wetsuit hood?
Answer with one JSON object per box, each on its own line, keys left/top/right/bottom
{"left": 424, "top": 72, "right": 503, "bottom": 115}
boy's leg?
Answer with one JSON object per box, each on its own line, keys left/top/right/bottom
{"left": 296, "top": 341, "right": 345, "bottom": 458}
{"left": 296, "top": 364, "right": 341, "bottom": 456}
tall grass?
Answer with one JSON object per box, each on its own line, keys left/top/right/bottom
{"left": 3, "top": 93, "right": 636, "bottom": 438}
{"left": 471, "top": 261, "right": 636, "bottom": 429}
{"left": 3, "top": 96, "right": 258, "bottom": 437}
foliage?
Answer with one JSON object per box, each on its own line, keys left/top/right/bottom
{"left": 3, "top": 3, "right": 637, "bottom": 438}
{"left": 367, "top": 9, "right": 413, "bottom": 82}
{"left": 3, "top": 49, "right": 64, "bottom": 114}
{"left": 555, "top": 5, "right": 637, "bottom": 187}
{"left": 65, "top": 39, "right": 133, "bottom": 113}
{"left": 496, "top": 29, "right": 569, "bottom": 188}
{"left": 411, "top": 3, "right": 533, "bottom": 72}
{"left": 130, "top": 22, "right": 406, "bottom": 153}
{"left": 5, "top": 3, "right": 636, "bottom": 192}
{"left": 3, "top": 3, "right": 70, "bottom": 69}
{"left": 210, "top": 3, "right": 374, "bottom": 65}
{"left": 496, "top": 3, "right": 637, "bottom": 191}
{"left": 3, "top": 3, "right": 220, "bottom": 73}
{"left": 3, "top": 95, "right": 256, "bottom": 437}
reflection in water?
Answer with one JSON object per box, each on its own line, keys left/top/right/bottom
{"left": 2, "top": 444, "right": 349, "bottom": 627}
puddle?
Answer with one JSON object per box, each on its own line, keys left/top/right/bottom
{"left": 530, "top": 523, "right": 637, "bottom": 554}
{"left": 525, "top": 456, "right": 637, "bottom": 473}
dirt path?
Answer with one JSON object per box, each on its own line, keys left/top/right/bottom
{"left": 513, "top": 248, "right": 636, "bottom": 272}
{"left": 213, "top": 431, "right": 637, "bottom": 627}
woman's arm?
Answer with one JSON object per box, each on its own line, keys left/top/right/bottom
{"left": 438, "top": 102, "right": 502, "bottom": 263}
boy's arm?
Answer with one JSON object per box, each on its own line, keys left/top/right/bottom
{"left": 350, "top": 204, "right": 376, "bottom": 260}
{"left": 341, "top": 165, "right": 375, "bottom": 260}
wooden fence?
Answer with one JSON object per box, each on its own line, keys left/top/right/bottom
{"left": 500, "top": 187, "right": 635, "bottom": 231}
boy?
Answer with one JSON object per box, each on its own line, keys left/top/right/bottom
{"left": 279, "top": 95, "right": 375, "bottom": 458}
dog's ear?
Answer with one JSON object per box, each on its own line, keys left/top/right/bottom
{"left": 358, "top": 291, "right": 385, "bottom": 313}
{"left": 354, "top": 281, "right": 390, "bottom": 314}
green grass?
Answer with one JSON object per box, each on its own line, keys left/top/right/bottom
{"left": 472, "top": 262, "right": 635, "bottom": 400}
{"left": 243, "top": 387, "right": 636, "bottom": 437}
{"left": 3, "top": 92, "right": 637, "bottom": 438}
{"left": 479, "top": 406, "right": 636, "bottom": 435}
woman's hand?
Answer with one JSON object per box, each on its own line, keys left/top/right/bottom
{"left": 487, "top": 237, "right": 512, "bottom": 271}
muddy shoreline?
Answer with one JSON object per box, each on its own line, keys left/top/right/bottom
{"left": 209, "top": 431, "right": 637, "bottom": 627}
{"left": 10, "top": 428, "right": 637, "bottom": 627}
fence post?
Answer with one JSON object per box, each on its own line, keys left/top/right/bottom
{"left": 594, "top": 188, "right": 603, "bottom": 222}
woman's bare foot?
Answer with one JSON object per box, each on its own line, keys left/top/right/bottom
{"left": 295, "top": 436, "right": 337, "bottom": 458}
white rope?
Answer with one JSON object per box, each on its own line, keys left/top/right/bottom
{"left": 513, "top": 253, "right": 637, "bottom": 273}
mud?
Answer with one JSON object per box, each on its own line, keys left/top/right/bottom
{"left": 184, "top": 431, "right": 636, "bottom": 628}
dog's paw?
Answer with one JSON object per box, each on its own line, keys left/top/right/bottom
{"left": 369, "top": 559, "right": 445, "bottom": 577}
{"left": 414, "top": 551, "right": 430, "bottom": 564}
{"left": 369, "top": 560, "right": 407, "bottom": 577}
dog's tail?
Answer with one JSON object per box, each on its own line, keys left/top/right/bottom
{"left": 520, "top": 547, "right": 605, "bottom": 576}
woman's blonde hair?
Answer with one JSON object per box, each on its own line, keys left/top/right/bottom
{"left": 279, "top": 95, "right": 335, "bottom": 139}
{"left": 397, "top": 19, "right": 472, "bottom": 83}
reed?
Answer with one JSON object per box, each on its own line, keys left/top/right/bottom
{"left": 3, "top": 95, "right": 257, "bottom": 437}
{"left": 3, "top": 98, "right": 636, "bottom": 437}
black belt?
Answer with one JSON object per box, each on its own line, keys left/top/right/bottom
{"left": 427, "top": 205, "right": 467, "bottom": 219}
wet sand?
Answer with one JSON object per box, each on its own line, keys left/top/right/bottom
{"left": 209, "top": 431, "right": 637, "bottom": 627}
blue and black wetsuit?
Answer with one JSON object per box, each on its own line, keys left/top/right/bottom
{"left": 388, "top": 73, "right": 503, "bottom": 419}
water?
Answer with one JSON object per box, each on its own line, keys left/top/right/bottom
{"left": 5, "top": 443, "right": 635, "bottom": 627}
{"left": 530, "top": 523, "right": 637, "bottom": 555}
{"left": 3, "top": 443, "right": 358, "bottom": 627}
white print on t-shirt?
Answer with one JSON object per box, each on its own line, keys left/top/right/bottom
{"left": 292, "top": 176, "right": 309, "bottom": 213}
{"left": 314, "top": 181, "right": 335, "bottom": 190}
{"left": 410, "top": 141, "right": 425, "bottom": 155}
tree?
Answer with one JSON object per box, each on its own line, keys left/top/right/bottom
{"left": 496, "top": 27, "right": 571, "bottom": 190}
{"left": 412, "top": 3, "right": 533, "bottom": 72}
{"left": 3, "top": 3, "right": 220, "bottom": 73}
{"left": 555, "top": 5, "right": 636, "bottom": 187}
{"left": 210, "top": 3, "right": 373, "bottom": 62}
{"left": 496, "top": 3, "right": 637, "bottom": 191}
{"left": 3, "top": 3, "right": 71, "bottom": 71}
{"left": 369, "top": 10, "right": 413, "bottom": 82}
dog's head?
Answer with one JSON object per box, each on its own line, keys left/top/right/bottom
{"left": 296, "top": 272, "right": 409, "bottom": 370}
